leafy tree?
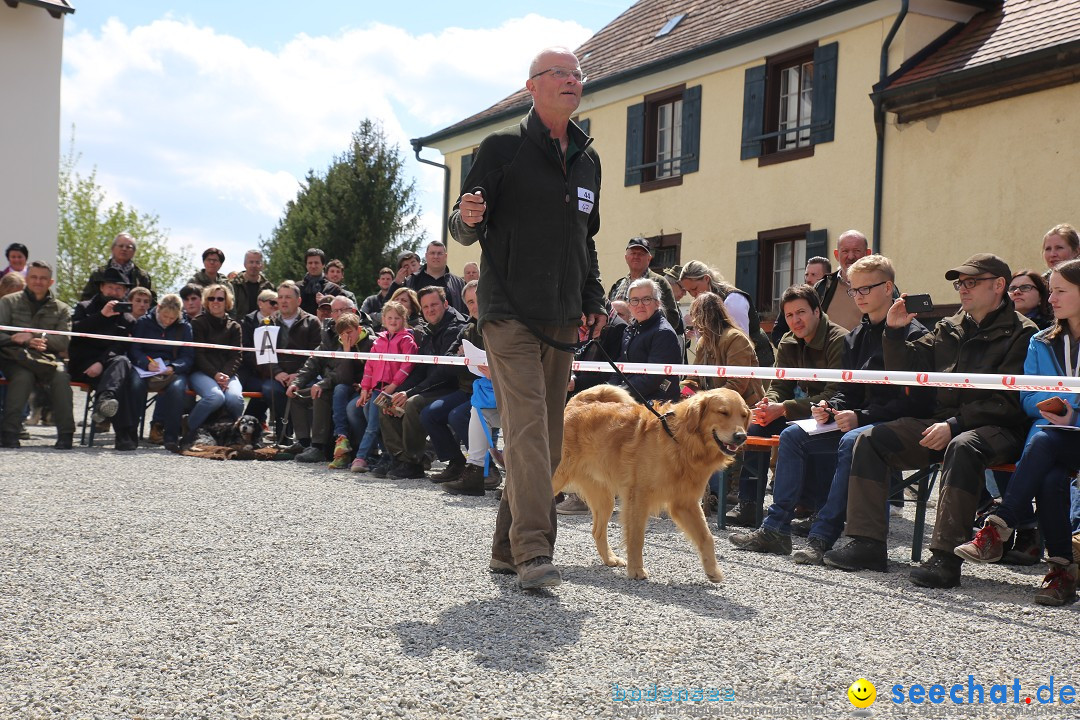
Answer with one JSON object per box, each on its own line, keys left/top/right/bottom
{"left": 56, "top": 134, "right": 192, "bottom": 306}
{"left": 262, "top": 119, "right": 425, "bottom": 296}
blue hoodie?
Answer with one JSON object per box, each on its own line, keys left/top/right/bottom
{"left": 1019, "top": 326, "right": 1080, "bottom": 442}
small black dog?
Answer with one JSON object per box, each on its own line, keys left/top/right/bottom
{"left": 193, "top": 415, "right": 264, "bottom": 450}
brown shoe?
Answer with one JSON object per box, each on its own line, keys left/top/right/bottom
{"left": 442, "top": 463, "right": 485, "bottom": 496}
{"left": 954, "top": 515, "right": 1011, "bottom": 563}
{"left": 483, "top": 463, "right": 503, "bottom": 491}
{"left": 1034, "top": 557, "right": 1078, "bottom": 606}
{"left": 429, "top": 458, "right": 465, "bottom": 484}
{"left": 147, "top": 422, "right": 165, "bottom": 445}
{"left": 517, "top": 556, "right": 561, "bottom": 589}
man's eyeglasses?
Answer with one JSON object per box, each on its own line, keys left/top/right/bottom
{"left": 1008, "top": 284, "right": 1037, "bottom": 294}
{"left": 845, "top": 280, "right": 889, "bottom": 298}
{"left": 530, "top": 66, "right": 587, "bottom": 83}
{"left": 952, "top": 276, "right": 996, "bottom": 291}
{"left": 206, "top": 296, "right": 227, "bottom": 303}
{"left": 627, "top": 297, "right": 657, "bottom": 306}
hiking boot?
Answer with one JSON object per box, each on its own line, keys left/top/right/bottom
{"left": 823, "top": 537, "right": 888, "bottom": 572}
{"left": 790, "top": 515, "right": 814, "bottom": 537}
{"left": 910, "top": 550, "right": 962, "bottom": 588}
{"left": 518, "top": 556, "right": 562, "bottom": 589}
{"left": 147, "top": 422, "right": 165, "bottom": 445}
{"left": 327, "top": 454, "right": 350, "bottom": 470}
{"left": 1001, "top": 527, "right": 1042, "bottom": 566}
{"left": 556, "top": 493, "right": 590, "bottom": 515}
{"left": 730, "top": 527, "right": 792, "bottom": 555}
{"left": 53, "top": 433, "right": 74, "bottom": 450}
{"left": 389, "top": 461, "right": 425, "bottom": 480}
{"left": 429, "top": 457, "right": 466, "bottom": 483}
{"left": 489, "top": 557, "right": 516, "bottom": 575}
{"left": 483, "top": 464, "right": 502, "bottom": 491}
{"left": 95, "top": 391, "right": 118, "bottom": 420}
{"left": 724, "top": 502, "right": 759, "bottom": 528}
{"left": 793, "top": 537, "right": 831, "bottom": 565}
{"left": 350, "top": 457, "right": 369, "bottom": 473}
{"left": 954, "top": 514, "right": 1011, "bottom": 563}
{"left": 1034, "top": 557, "right": 1079, "bottom": 607}
{"left": 296, "top": 445, "right": 324, "bottom": 463}
{"left": 369, "top": 456, "right": 395, "bottom": 478}
{"left": 332, "top": 434, "right": 352, "bottom": 459}
{"left": 443, "top": 463, "right": 485, "bottom": 496}
{"left": 1, "top": 432, "right": 21, "bottom": 449}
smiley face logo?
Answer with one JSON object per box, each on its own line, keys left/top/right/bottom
{"left": 848, "top": 678, "right": 876, "bottom": 709}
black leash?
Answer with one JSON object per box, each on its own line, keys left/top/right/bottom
{"left": 466, "top": 185, "right": 678, "bottom": 442}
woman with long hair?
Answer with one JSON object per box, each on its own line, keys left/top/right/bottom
{"left": 1041, "top": 223, "right": 1080, "bottom": 279}
{"left": 679, "top": 260, "right": 774, "bottom": 368}
{"left": 954, "top": 257, "right": 1080, "bottom": 605}
{"left": 1008, "top": 270, "right": 1053, "bottom": 329}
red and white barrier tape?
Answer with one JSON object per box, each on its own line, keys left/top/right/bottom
{"left": 3, "top": 323, "right": 1078, "bottom": 393}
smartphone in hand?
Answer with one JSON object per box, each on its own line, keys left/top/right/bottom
{"left": 904, "top": 294, "right": 933, "bottom": 314}
{"left": 1036, "top": 396, "right": 1068, "bottom": 416}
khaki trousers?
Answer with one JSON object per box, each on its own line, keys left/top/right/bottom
{"left": 483, "top": 320, "right": 575, "bottom": 566}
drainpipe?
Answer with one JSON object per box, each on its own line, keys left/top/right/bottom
{"left": 872, "top": 0, "right": 909, "bottom": 254}
{"left": 410, "top": 138, "right": 450, "bottom": 245}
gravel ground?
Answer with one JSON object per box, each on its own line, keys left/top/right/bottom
{"left": 2, "top": 422, "right": 1078, "bottom": 720}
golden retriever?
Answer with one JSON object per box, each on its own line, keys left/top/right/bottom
{"left": 553, "top": 385, "right": 749, "bottom": 582}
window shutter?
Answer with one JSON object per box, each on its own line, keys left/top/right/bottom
{"left": 735, "top": 239, "right": 761, "bottom": 306}
{"left": 578, "top": 117, "right": 591, "bottom": 136}
{"left": 740, "top": 65, "right": 767, "bottom": 161}
{"left": 805, "top": 228, "right": 828, "bottom": 260}
{"left": 680, "top": 85, "right": 702, "bottom": 175}
{"left": 624, "top": 102, "right": 645, "bottom": 186}
{"left": 810, "top": 42, "right": 838, "bottom": 145}
{"left": 460, "top": 151, "right": 474, "bottom": 189}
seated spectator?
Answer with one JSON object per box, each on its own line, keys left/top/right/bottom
{"left": 679, "top": 260, "right": 774, "bottom": 368}
{"left": 229, "top": 249, "right": 274, "bottom": 320}
{"left": 954, "top": 259, "right": 1080, "bottom": 605}
{"left": 189, "top": 247, "right": 228, "bottom": 287}
{"left": 128, "top": 286, "right": 152, "bottom": 320}
{"left": 70, "top": 267, "right": 139, "bottom": 450}
{"left": 354, "top": 300, "right": 417, "bottom": 474}
{"left": 608, "top": 237, "right": 682, "bottom": 335}
{"left": 390, "top": 286, "right": 422, "bottom": 327}
{"left": 462, "top": 262, "right": 480, "bottom": 283}
{"left": 269, "top": 280, "right": 325, "bottom": 460}
{"left": 374, "top": 286, "right": 468, "bottom": 480}
{"left": 81, "top": 232, "right": 154, "bottom": 303}
{"left": 824, "top": 254, "right": 1037, "bottom": 588}
{"left": 181, "top": 284, "right": 244, "bottom": 448}
{"left": 129, "top": 293, "right": 193, "bottom": 452}
{"left": 324, "top": 259, "right": 357, "bottom": 304}
{"left": 726, "top": 284, "right": 848, "bottom": 526}
{"left": 391, "top": 241, "right": 467, "bottom": 314}
{"left": 180, "top": 283, "right": 203, "bottom": 321}
{"left": 569, "top": 303, "right": 628, "bottom": 397}
{"left": 361, "top": 267, "right": 395, "bottom": 330}
{"left": 610, "top": 278, "right": 681, "bottom": 403}
{"left": 771, "top": 257, "right": 834, "bottom": 343}
{"left": 316, "top": 296, "right": 334, "bottom": 322}
{"left": 813, "top": 230, "right": 873, "bottom": 332}
{"left": 0, "top": 261, "right": 75, "bottom": 449}
{"left": 299, "top": 248, "right": 343, "bottom": 315}
{"left": 729, "top": 256, "right": 930, "bottom": 557}
{"left": 1008, "top": 270, "right": 1054, "bottom": 329}
{"left": 2, "top": 242, "right": 29, "bottom": 278}
{"left": 325, "top": 310, "right": 374, "bottom": 469}
{"left": 0, "top": 271, "right": 26, "bottom": 297}
{"left": 237, "top": 289, "right": 277, "bottom": 425}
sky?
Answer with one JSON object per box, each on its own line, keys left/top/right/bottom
{"left": 60, "top": 0, "right": 635, "bottom": 281}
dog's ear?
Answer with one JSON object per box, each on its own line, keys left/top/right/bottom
{"left": 680, "top": 394, "right": 707, "bottom": 434}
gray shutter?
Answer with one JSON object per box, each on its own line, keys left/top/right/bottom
{"left": 805, "top": 228, "right": 828, "bottom": 259}
{"left": 740, "top": 65, "right": 767, "bottom": 160}
{"left": 680, "top": 85, "right": 701, "bottom": 174}
{"left": 810, "top": 42, "right": 838, "bottom": 145}
{"left": 624, "top": 102, "right": 645, "bottom": 186}
{"left": 735, "top": 239, "right": 761, "bottom": 306}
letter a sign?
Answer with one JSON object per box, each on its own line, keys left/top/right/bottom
{"left": 253, "top": 325, "right": 280, "bottom": 365}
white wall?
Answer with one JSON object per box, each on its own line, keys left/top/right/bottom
{"left": 0, "top": 3, "right": 66, "bottom": 267}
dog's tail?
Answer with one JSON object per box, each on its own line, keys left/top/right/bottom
{"left": 568, "top": 384, "right": 636, "bottom": 407}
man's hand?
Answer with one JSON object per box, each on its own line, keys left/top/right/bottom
{"left": 919, "top": 421, "right": 953, "bottom": 451}
{"left": 810, "top": 401, "right": 832, "bottom": 424}
{"left": 476, "top": 364, "right": 491, "bottom": 380}
{"left": 101, "top": 300, "right": 119, "bottom": 318}
{"left": 391, "top": 391, "right": 408, "bottom": 408}
{"left": 285, "top": 384, "right": 299, "bottom": 398}
{"left": 886, "top": 295, "right": 917, "bottom": 329}
{"left": 395, "top": 266, "right": 410, "bottom": 285}
{"left": 274, "top": 371, "right": 291, "bottom": 387}
{"left": 567, "top": 375, "right": 576, "bottom": 393}
{"left": 459, "top": 190, "right": 486, "bottom": 228}
{"left": 310, "top": 384, "right": 323, "bottom": 400}
{"left": 585, "top": 312, "right": 607, "bottom": 340}
{"left": 11, "top": 332, "right": 33, "bottom": 346}
{"left": 753, "top": 398, "right": 785, "bottom": 426}
{"left": 85, "top": 362, "right": 103, "bottom": 378}
{"left": 834, "top": 410, "right": 858, "bottom": 432}
{"left": 214, "top": 372, "right": 230, "bottom": 390}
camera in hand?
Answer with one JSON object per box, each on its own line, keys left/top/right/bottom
{"left": 113, "top": 302, "right": 133, "bottom": 314}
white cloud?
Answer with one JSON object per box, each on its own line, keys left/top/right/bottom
{"left": 61, "top": 14, "right": 594, "bottom": 265}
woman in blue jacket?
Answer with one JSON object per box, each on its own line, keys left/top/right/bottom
{"left": 129, "top": 293, "right": 194, "bottom": 451}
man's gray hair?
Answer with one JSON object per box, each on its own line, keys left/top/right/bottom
{"left": 628, "top": 277, "right": 661, "bottom": 301}
{"left": 332, "top": 295, "right": 357, "bottom": 310}
{"left": 529, "top": 46, "right": 576, "bottom": 78}
{"left": 838, "top": 229, "right": 869, "bottom": 248}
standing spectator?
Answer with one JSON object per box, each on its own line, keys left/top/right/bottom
{"left": 323, "top": 259, "right": 357, "bottom": 303}
{"left": 462, "top": 262, "right": 480, "bottom": 283}
{"left": 70, "top": 268, "right": 139, "bottom": 450}
{"left": 181, "top": 284, "right": 244, "bottom": 448}
{"left": 394, "top": 251, "right": 421, "bottom": 287}
{"left": 299, "top": 248, "right": 343, "bottom": 315}
{"left": 393, "top": 241, "right": 467, "bottom": 314}
{"left": 450, "top": 46, "right": 607, "bottom": 589}
{"left": 0, "top": 261, "right": 75, "bottom": 449}
{"left": 188, "top": 248, "right": 228, "bottom": 287}
{"left": 129, "top": 293, "right": 193, "bottom": 452}
{"left": 361, "top": 267, "right": 395, "bottom": 329}
{"left": 128, "top": 286, "right": 152, "bottom": 320}
{"left": 1041, "top": 223, "right": 1080, "bottom": 280}
{"left": 1008, "top": 270, "right": 1054, "bottom": 329}
{"left": 80, "top": 232, "right": 154, "bottom": 303}
{"left": 608, "top": 237, "right": 681, "bottom": 333}
{"left": 229, "top": 250, "right": 275, "bottom": 320}
{"left": 679, "top": 260, "right": 774, "bottom": 368}
{"left": 804, "top": 257, "right": 832, "bottom": 286}
{"left": 1, "top": 243, "right": 28, "bottom": 278}
{"left": 813, "top": 230, "right": 873, "bottom": 332}
{"left": 180, "top": 284, "right": 203, "bottom": 320}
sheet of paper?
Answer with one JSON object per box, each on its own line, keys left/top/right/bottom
{"left": 135, "top": 358, "right": 168, "bottom": 378}
{"left": 462, "top": 339, "right": 487, "bottom": 378}
{"left": 1040, "top": 424, "right": 1080, "bottom": 431}
{"left": 788, "top": 417, "right": 840, "bottom": 435}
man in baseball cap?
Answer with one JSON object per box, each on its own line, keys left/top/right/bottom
{"left": 944, "top": 253, "right": 1012, "bottom": 282}
{"left": 606, "top": 236, "right": 682, "bottom": 339}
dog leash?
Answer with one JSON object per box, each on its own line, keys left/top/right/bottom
{"left": 467, "top": 185, "right": 677, "bottom": 442}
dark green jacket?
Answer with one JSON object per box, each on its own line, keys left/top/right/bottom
{"left": 0, "top": 288, "right": 71, "bottom": 365}
{"left": 449, "top": 108, "right": 605, "bottom": 328}
{"left": 768, "top": 313, "right": 848, "bottom": 419}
